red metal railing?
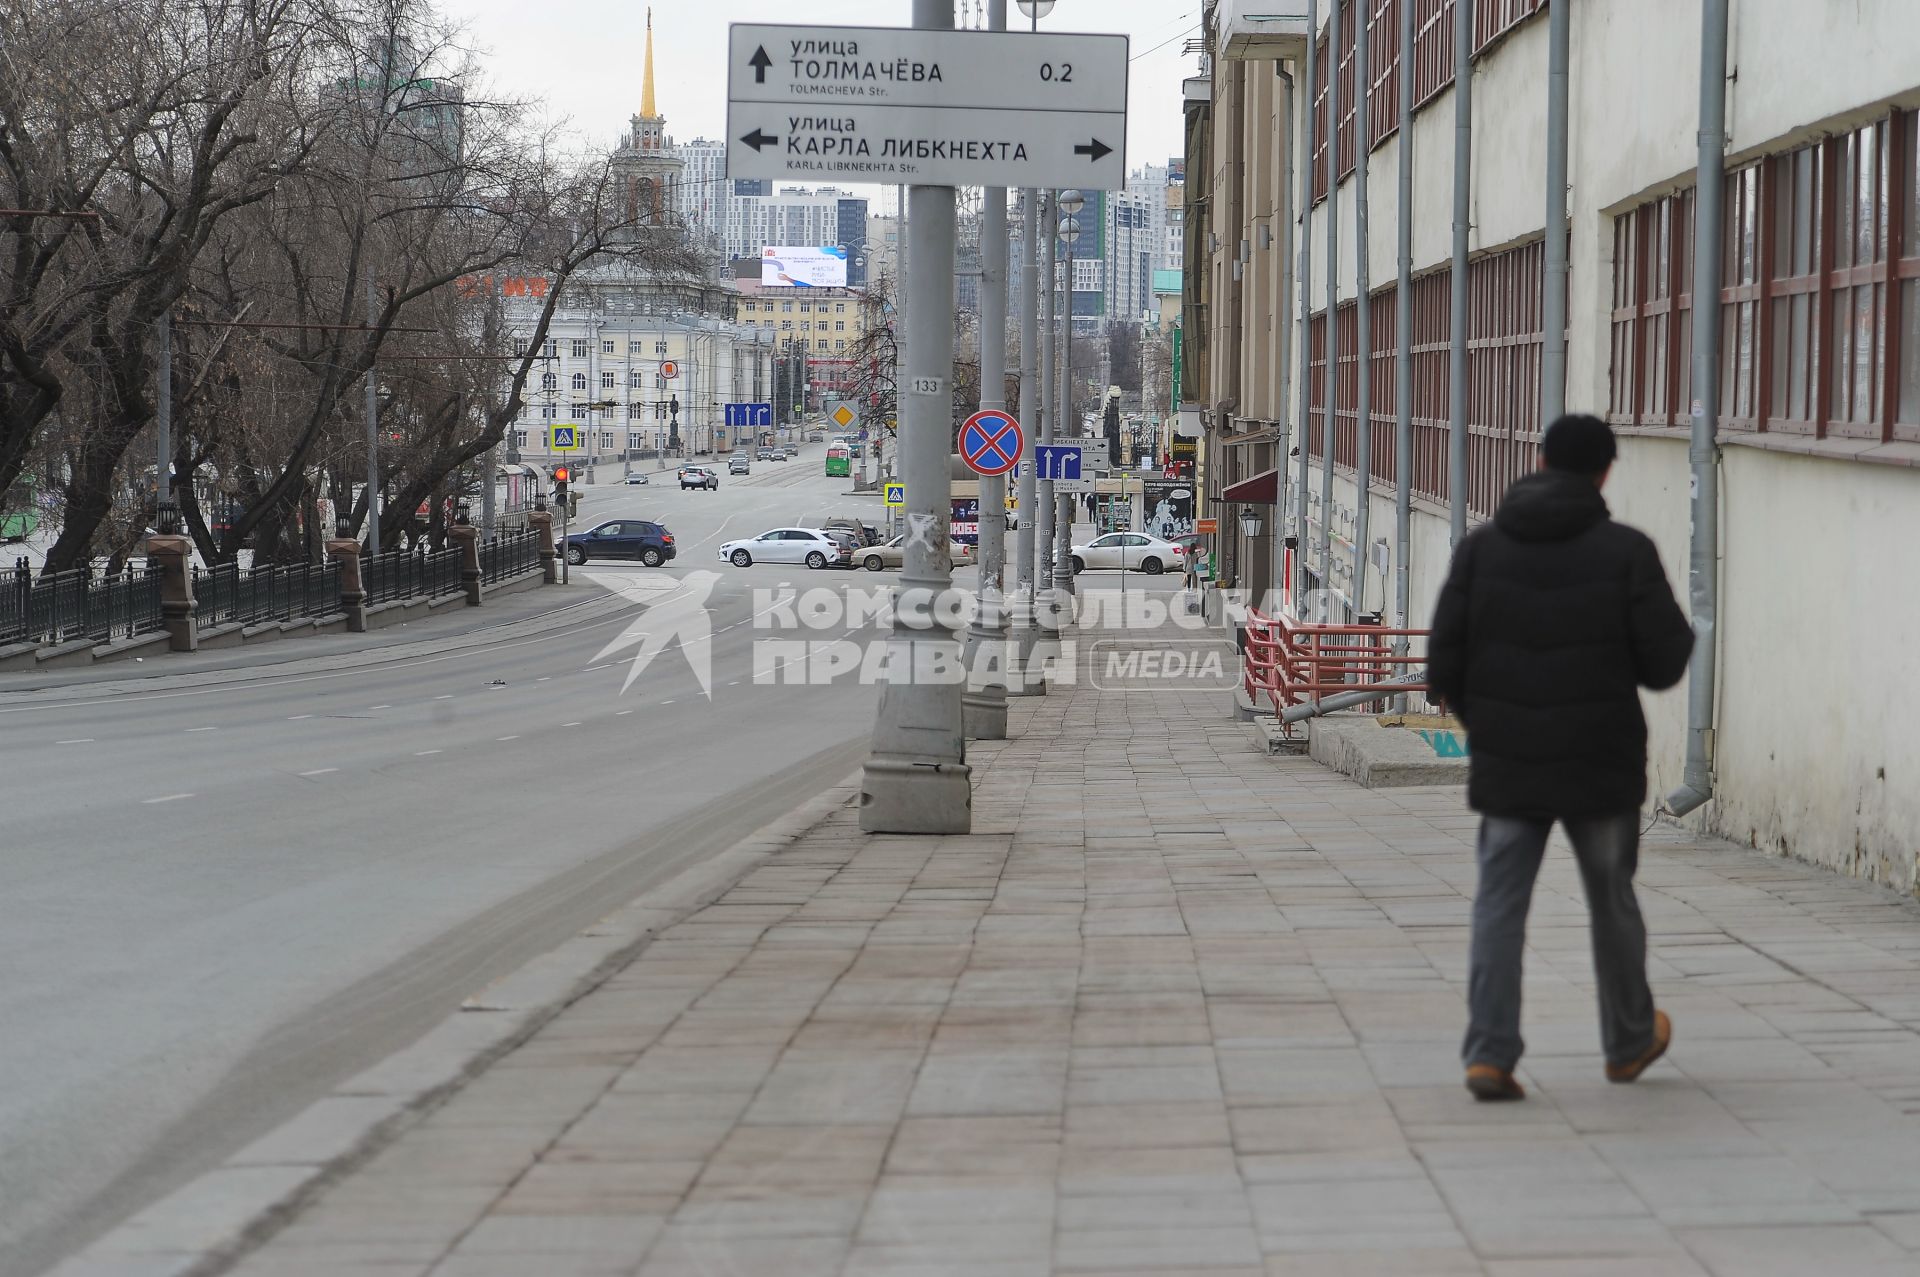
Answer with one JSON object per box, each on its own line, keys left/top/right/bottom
{"left": 1243, "top": 608, "right": 1431, "bottom": 731}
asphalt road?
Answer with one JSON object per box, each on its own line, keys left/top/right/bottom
{"left": 0, "top": 451, "right": 906, "bottom": 1276}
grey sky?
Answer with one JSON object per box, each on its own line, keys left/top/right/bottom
{"left": 444, "top": 1, "right": 1201, "bottom": 210}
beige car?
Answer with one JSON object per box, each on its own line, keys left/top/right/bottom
{"left": 858, "top": 534, "right": 974, "bottom": 572}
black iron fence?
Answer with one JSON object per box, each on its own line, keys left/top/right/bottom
{"left": 478, "top": 529, "right": 539, "bottom": 585}
{"left": 3, "top": 558, "right": 165, "bottom": 647}
{"left": 362, "top": 545, "right": 463, "bottom": 606}
{"left": 193, "top": 559, "right": 342, "bottom": 629}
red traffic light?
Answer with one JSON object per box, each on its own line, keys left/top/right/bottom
{"left": 552, "top": 466, "right": 571, "bottom": 482}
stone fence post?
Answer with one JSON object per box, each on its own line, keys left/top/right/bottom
{"left": 145, "top": 534, "right": 197, "bottom": 652}
{"left": 328, "top": 528, "right": 367, "bottom": 632}
{"left": 529, "top": 503, "right": 557, "bottom": 585}
{"left": 448, "top": 519, "right": 481, "bottom": 606}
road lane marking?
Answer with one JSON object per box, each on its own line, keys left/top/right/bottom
{"left": 535, "top": 677, "right": 550, "bottom": 683}
{"left": 56, "top": 738, "right": 94, "bottom": 744}
{"left": 288, "top": 714, "right": 312, "bottom": 720}
{"left": 369, "top": 704, "right": 391, "bottom": 710}
{"left": 496, "top": 735, "right": 520, "bottom": 741}
{"left": 184, "top": 726, "right": 218, "bottom": 733}
{"left": 299, "top": 768, "right": 338, "bottom": 777}
{"left": 615, "top": 709, "right": 634, "bottom": 716}
{"left": 561, "top": 721, "right": 581, "bottom": 727}
{"left": 434, "top": 694, "right": 454, "bottom": 700}
{"left": 143, "top": 793, "right": 194, "bottom": 804}
{"left": 661, "top": 700, "right": 675, "bottom": 705}
{"left": 414, "top": 749, "right": 443, "bottom": 756}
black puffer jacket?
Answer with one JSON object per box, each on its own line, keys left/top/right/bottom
{"left": 1427, "top": 471, "right": 1694, "bottom": 819}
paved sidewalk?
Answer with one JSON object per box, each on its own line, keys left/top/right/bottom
{"left": 216, "top": 682, "right": 1920, "bottom": 1277}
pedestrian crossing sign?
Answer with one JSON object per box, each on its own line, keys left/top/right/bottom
{"left": 884, "top": 482, "right": 905, "bottom": 508}
{"left": 551, "top": 424, "right": 581, "bottom": 452}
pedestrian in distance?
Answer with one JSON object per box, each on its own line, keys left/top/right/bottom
{"left": 1428, "top": 414, "right": 1695, "bottom": 1102}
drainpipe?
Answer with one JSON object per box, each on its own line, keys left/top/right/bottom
{"left": 1667, "top": 0, "right": 1730, "bottom": 818}
{"left": 1319, "top": 0, "right": 1340, "bottom": 603}
{"left": 1276, "top": 65, "right": 1296, "bottom": 612}
{"left": 1294, "top": 0, "right": 1318, "bottom": 611}
{"left": 1392, "top": 0, "right": 1413, "bottom": 696}
{"left": 1350, "top": 0, "right": 1373, "bottom": 614}
{"left": 1541, "top": 0, "right": 1570, "bottom": 423}
{"left": 1446, "top": 0, "right": 1472, "bottom": 547}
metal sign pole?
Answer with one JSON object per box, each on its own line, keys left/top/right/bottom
{"left": 860, "top": 0, "right": 972, "bottom": 834}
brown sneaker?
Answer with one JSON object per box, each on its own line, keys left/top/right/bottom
{"left": 1605, "top": 1010, "right": 1673, "bottom": 1083}
{"left": 1465, "top": 1064, "right": 1526, "bottom": 1102}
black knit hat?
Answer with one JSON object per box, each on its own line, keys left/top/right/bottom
{"left": 1541, "top": 413, "right": 1617, "bottom": 476}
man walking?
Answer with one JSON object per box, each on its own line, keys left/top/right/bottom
{"left": 1428, "top": 415, "right": 1694, "bottom": 1101}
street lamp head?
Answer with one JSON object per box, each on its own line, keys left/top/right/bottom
{"left": 1057, "top": 188, "right": 1086, "bottom": 216}
{"left": 1015, "top": 0, "right": 1057, "bottom": 17}
{"left": 1238, "top": 506, "right": 1262, "bottom": 539}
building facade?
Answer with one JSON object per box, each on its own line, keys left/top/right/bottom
{"left": 1190, "top": 0, "right": 1920, "bottom": 891}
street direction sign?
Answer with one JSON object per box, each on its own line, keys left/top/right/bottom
{"left": 958, "top": 409, "right": 1023, "bottom": 477}
{"left": 884, "top": 481, "right": 906, "bottom": 508}
{"left": 1033, "top": 443, "right": 1082, "bottom": 481}
{"left": 551, "top": 425, "right": 581, "bottom": 452}
{"left": 725, "top": 402, "right": 773, "bottom": 429}
{"left": 726, "top": 24, "right": 1128, "bottom": 189}
{"left": 1053, "top": 478, "right": 1095, "bottom": 493}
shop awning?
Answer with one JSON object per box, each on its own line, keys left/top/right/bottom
{"left": 1221, "top": 468, "right": 1280, "bottom": 504}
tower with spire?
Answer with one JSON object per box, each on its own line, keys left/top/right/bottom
{"left": 610, "top": 7, "right": 683, "bottom": 224}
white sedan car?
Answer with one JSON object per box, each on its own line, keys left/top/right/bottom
{"left": 718, "top": 527, "right": 852, "bottom": 569}
{"left": 1069, "top": 532, "right": 1187, "bottom": 575}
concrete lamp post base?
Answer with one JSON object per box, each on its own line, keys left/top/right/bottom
{"left": 859, "top": 754, "right": 973, "bottom": 834}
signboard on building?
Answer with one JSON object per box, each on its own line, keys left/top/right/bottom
{"left": 726, "top": 24, "right": 1128, "bottom": 190}
{"left": 761, "top": 246, "right": 849, "bottom": 287}
{"left": 950, "top": 497, "right": 980, "bottom": 546}
{"left": 1142, "top": 480, "right": 1195, "bottom": 540}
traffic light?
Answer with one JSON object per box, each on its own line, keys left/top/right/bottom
{"left": 552, "top": 466, "right": 571, "bottom": 507}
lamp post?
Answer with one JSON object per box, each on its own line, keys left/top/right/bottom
{"left": 1052, "top": 193, "right": 1083, "bottom": 603}
{"left": 861, "top": 0, "right": 970, "bottom": 834}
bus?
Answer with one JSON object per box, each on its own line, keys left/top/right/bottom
{"left": 824, "top": 445, "right": 852, "bottom": 477}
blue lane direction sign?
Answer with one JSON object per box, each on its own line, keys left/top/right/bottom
{"left": 725, "top": 402, "right": 773, "bottom": 429}
{"left": 958, "top": 410, "right": 1023, "bottom": 477}
{"left": 1033, "top": 443, "right": 1081, "bottom": 481}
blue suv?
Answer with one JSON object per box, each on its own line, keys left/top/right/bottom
{"left": 561, "top": 519, "right": 676, "bottom": 567}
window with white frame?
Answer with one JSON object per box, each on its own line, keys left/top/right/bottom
{"left": 571, "top": 372, "right": 587, "bottom": 390}
{"left": 601, "top": 371, "right": 614, "bottom": 389}
{"left": 541, "top": 372, "right": 557, "bottom": 391}
{"left": 571, "top": 339, "right": 589, "bottom": 358}
{"left": 654, "top": 341, "right": 668, "bottom": 354}
{"left": 513, "top": 338, "right": 528, "bottom": 355}
{"left": 628, "top": 403, "right": 646, "bottom": 419}
{"left": 630, "top": 371, "right": 644, "bottom": 388}
{"left": 602, "top": 340, "right": 615, "bottom": 354}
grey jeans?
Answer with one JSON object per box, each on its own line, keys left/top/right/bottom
{"left": 1463, "top": 810, "right": 1656, "bottom": 1072}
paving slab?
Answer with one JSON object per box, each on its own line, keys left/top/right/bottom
{"left": 67, "top": 670, "right": 1920, "bottom": 1277}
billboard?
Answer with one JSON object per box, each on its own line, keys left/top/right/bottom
{"left": 761, "top": 245, "right": 849, "bottom": 288}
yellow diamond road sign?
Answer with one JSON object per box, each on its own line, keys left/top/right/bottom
{"left": 830, "top": 404, "right": 858, "bottom": 431}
